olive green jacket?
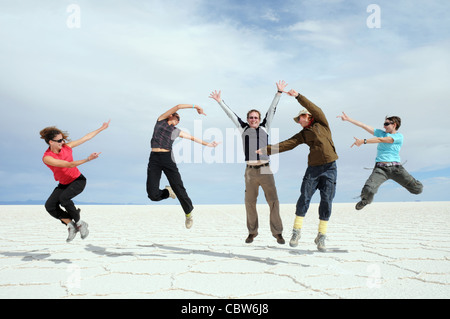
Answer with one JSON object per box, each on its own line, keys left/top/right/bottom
{"left": 266, "top": 94, "right": 338, "bottom": 166}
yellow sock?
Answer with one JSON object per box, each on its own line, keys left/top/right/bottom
{"left": 293, "top": 216, "right": 304, "bottom": 229}
{"left": 186, "top": 213, "right": 192, "bottom": 218}
{"left": 318, "top": 220, "right": 328, "bottom": 234}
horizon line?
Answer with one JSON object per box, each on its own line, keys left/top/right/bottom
{"left": 0, "top": 199, "right": 446, "bottom": 206}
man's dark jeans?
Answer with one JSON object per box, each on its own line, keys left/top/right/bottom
{"left": 295, "top": 161, "right": 337, "bottom": 221}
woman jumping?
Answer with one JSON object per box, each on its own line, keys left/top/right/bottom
{"left": 40, "top": 120, "right": 110, "bottom": 242}
{"left": 146, "top": 104, "right": 219, "bottom": 229}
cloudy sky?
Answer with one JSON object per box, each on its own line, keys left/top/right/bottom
{"left": 1, "top": 0, "right": 449, "bottom": 206}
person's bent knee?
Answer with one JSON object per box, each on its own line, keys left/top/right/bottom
{"left": 410, "top": 183, "right": 423, "bottom": 195}
{"left": 45, "top": 201, "right": 60, "bottom": 218}
{"left": 147, "top": 193, "right": 160, "bottom": 201}
{"left": 44, "top": 205, "right": 67, "bottom": 220}
{"left": 44, "top": 201, "right": 53, "bottom": 214}
{"left": 147, "top": 189, "right": 167, "bottom": 202}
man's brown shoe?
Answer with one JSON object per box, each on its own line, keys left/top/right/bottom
{"left": 274, "top": 234, "right": 285, "bottom": 244}
{"left": 245, "top": 233, "right": 257, "bottom": 243}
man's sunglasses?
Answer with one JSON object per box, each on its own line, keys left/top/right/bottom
{"left": 383, "top": 122, "right": 394, "bottom": 126}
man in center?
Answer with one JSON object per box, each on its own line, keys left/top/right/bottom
{"left": 257, "top": 89, "right": 338, "bottom": 252}
{"left": 209, "top": 81, "right": 288, "bottom": 244}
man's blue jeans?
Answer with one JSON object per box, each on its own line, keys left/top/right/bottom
{"left": 295, "top": 161, "right": 337, "bottom": 221}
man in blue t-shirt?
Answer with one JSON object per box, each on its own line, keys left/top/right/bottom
{"left": 337, "top": 113, "right": 423, "bottom": 210}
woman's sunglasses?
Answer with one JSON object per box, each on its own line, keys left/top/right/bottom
{"left": 51, "top": 138, "right": 65, "bottom": 143}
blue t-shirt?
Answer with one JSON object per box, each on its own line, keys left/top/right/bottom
{"left": 374, "top": 129, "right": 403, "bottom": 162}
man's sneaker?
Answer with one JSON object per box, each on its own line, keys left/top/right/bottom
{"left": 355, "top": 200, "right": 368, "bottom": 210}
{"left": 76, "top": 220, "right": 89, "bottom": 239}
{"left": 165, "top": 186, "right": 176, "bottom": 199}
{"left": 66, "top": 222, "right": 78, "bottom": 243}
{"left": 315, "top": 233, "right": 327, "bottom": 252}
{"left": 289, "top": 228, "right": 301, "bottom": 247}
{"left": 274, "top": 234, "right": 285, "bottom": 245}
{"left": 245, "top": 233, "right": 257, "bottom": 243}
{"left": 185, "top": 214, "right": 193, "bottom": 229}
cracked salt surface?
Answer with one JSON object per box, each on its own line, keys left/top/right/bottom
{"left": 0, "top": 202, "right": 449, "bottom": 298}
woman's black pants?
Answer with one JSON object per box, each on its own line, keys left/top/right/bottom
{"left": 146, "top": 152, "right": 193, "bottom": 215}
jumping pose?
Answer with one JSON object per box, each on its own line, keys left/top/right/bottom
{"left": 146, "top": 104, "right": 219, "bottom": 229}
{"left": 40, "top": 121, "right": 110, "bottom": 242}
{"left": 257, "top": 89, "right": 338, "bottom": 252}
{"left": 337, "top": 112, "right": 423, "bottom": 209}
{"left": 209, "top": 81, "right": 287, "bottom": 244}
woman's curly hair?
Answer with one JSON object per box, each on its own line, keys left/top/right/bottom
{"left": 39, "top": 127, "right": 70, "bottom": 145}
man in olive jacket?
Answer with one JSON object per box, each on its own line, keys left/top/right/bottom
{"left": 257, "top": 89, "right": 338, "bottom": 252}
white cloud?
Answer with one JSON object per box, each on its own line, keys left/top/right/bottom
{"left": 285, "top": 19, "right": 353, "bottom": 47}
{"left": 262, "top": 9, "right": 280, "bottom": 23}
